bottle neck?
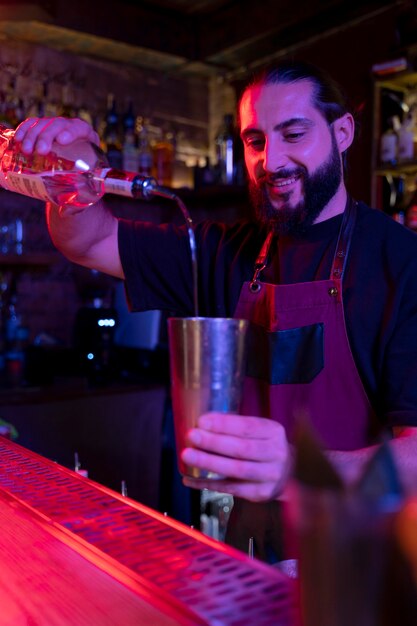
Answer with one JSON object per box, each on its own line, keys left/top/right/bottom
{"left": 99, "top": 168, "right": 157, "bottom": 200}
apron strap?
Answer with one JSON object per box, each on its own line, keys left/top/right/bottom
{"left": 249, "top": 197, "right": 357, "bottom": 292}
{"left": 249, "top": 231, "right": 274, "bottom": 293}
{"left": 330, "top": 197, "right": 357, "bottom": 281}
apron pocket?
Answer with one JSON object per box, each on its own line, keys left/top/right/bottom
{"left": 246, "top": 322, "right": 324, "bottom": 384}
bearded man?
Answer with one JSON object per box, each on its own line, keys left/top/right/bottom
{"left": 16, "top": 61, "right": 417, "bottom": 564}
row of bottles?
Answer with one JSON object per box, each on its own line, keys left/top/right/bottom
{"left": 0, "top": 77, "right": 245, "bottom": 192}
{"left": 194, "top": 113, "right": 245, "bottom": 189}
{"left": 100, "top": 95, "right": 175, "bottom": 186}
{"left": 0, "top": 78, "right": 94, "bottom": 131}
{"left": 100, "top": 98, "right": 245, "bottom": 189}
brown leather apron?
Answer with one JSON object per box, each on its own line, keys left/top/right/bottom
{"left": 226, "top": 199, "right": 380, "bottom": 563}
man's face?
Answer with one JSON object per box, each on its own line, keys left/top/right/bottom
{"left": 239, "top": 80, "right": 343, "bottom": 233}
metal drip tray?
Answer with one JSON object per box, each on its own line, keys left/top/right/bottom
{"left": 0, "top": 437, "right": 296, "bottom": 625}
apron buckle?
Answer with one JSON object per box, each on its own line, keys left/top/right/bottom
{"left": 249, "top": 262, "right": 266, "bottom": 293}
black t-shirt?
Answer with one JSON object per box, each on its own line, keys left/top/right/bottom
{"left": 118, "top": 201, "right": 417, "bottom": 429}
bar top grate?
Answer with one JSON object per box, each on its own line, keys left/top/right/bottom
{"left": 0, "top": 437, "right": 297, "bottom": 625}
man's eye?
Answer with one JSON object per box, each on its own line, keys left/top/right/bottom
{"left": 245, "top": 138, "right": 264, "bottom": 149}
{"left": 284, "top": 131, "right": 305, "bottom": 141}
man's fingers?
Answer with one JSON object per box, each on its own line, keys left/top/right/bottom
{"left": 181, "top": 447, "right": 281, "bottom": 483}
{"left": 186, "top": 428, "right": 280, "bottom": 461}
{"left": 198, "top": 412, "right": 284, "bottom": 439}
{"left": 14, "top": 117, "right": 99, "bottom": 154}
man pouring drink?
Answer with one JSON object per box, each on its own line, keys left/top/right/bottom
{"left": 13, "top": 60, "right": 417, "bottom": 564}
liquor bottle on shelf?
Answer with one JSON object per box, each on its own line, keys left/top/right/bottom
{"left": 152, "top": 127, "right": 175, "bottom": 186}
{"left": 412, "top": 105, "right": 417, "bottom": 161}
{"left": 122, "top": 100, "right": 139, "bottom": 173}
{"left": 384, "top": 175, "right": 409, "bottom": 224}
{"left": 3, "top": 293, "right": 29, "bottom": 388}
{"left": 0, "top": 124, "right": 161, "bottom": 207}
{"left": 137, "top": 117, "right": 153, "bottom": 177}
{"left": 60, "top": 84, "right": 75, "bottom": 119}
{"left": 193, "top": 157, "right": 216, "bottom": 189}
{"left": 398, "top": 112, "right": 414, "bottom": 163}
{"left": 380, "top": 116, "right": 400, "bottom": 165}
{"left": 215, "top": 113, "right": 244, "bottom": 185}
{"left": 215, "top": 114, "right": 235, "bottom": 184}
{"left": 122, "top": 100, "right": 136, "bottom": 137}
{"left": 102, "top": 94, "right": 122, "bottom": 170}
{"left": 77, "top": 103, "right": 94, "bottom": 128}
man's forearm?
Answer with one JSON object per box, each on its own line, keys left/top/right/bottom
{"left": 46, "top": 201, "right": 124, "bottom": 278}
{"left": 327, "top": 427, "right": 417, "bottom": 493}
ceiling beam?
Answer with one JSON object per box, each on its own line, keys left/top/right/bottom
{"left": 53, "top": 0, "right": 198, "bottom": 60}
{"left": 0, "top": 0, "right": 410, "bottom": 79}
{"left": 201, "top": 0, "right": 406, "bottom": 77}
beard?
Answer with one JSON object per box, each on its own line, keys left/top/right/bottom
{"left": 249, "top": 133, "right": 342, "bottom": 235}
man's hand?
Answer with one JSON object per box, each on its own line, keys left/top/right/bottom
{"left": 181, "top": 413, "right": 292, "bottom": 502}
{"left": 14, "top": 117, "right": 100, "bottom": 155}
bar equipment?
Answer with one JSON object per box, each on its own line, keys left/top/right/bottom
{"left": 288, "top": 423, "right": 416, "bottom": 626}
{"left": 0, "top": 436, "right": 296, "bottom": 625}
{"left": 168, "top": 316, "right": 248, "bottom": 480}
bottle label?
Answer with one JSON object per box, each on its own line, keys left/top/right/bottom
{"left": 99, "top": 168, "right": 134, "bottom": 198}
{"left": 0, "top": 170, "right": 50, "bottom": 201}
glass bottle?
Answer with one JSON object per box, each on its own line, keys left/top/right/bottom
{"left": 102, "top": 94, "right": 122, "bottom": 170}
{"left": 122, "top": 100, "right": 139, "bottom": 172}
{"left": 122, "top": 100, "right": 136, "bottom": 137}
{"left": 152, "top": 127, "right": 175, "bottom": 187}
{"left": 215, "top": 113, "right": 242, "bottom": 185}
{"left": 412, "top": 106, "right": 417, "bottom": 160}
{"left": 0, "top": 125, "right": 158, "bottom": 207}
{"left": 60, "top": 84, "right": 75, "bottom": 118}
{"left": 137, "top": 117, "right": 153, "bottom": 177}
{"left": 380, "top": 116, "right": 399, "bottom": 165}
{"left": 398, "top": 113, "right": 414, "bottom": 163}
{"left": 386, "top": 176, "right": 406, "bottom": 224}
{"left": 216, "top": 114, "right": 234, "bottom": 184}
{"left": 4, "top": 293, "right": 28, "bottom": 388}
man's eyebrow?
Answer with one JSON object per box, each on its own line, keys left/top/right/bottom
{"left": 241, "top": 117, "right": 314, "bottom": 138}
{"left": 274, "top": 117, "right": 315, "bottom": 131}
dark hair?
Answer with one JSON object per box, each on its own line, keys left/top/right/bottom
{"left": 239, "top": 60, "right": 350, "bottom": 125}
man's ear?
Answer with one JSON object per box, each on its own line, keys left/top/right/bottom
{"left": 333, "top": 113, "right": 355, "bottom": 153}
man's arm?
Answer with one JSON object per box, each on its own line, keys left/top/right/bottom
{"left": 181, "top": 415, "right": 417, "bottom": 500}
{"left": 15, "top": 117, "right": 124, "bottom": 278}
{"left": 328, "top": 426, "right": 417, "bottom": 492}
{"left": 46, "top": 201, "right": 124, "bottom": 278}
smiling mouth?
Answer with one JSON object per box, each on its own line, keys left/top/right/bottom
{"left": 267, "top": 175, "right": 299, "bottom": 192}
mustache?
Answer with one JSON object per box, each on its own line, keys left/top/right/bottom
{"left": 259, "top": 167, "right": 306, "bottom": 185}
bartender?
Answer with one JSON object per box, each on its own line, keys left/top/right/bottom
{"left": 16, "top": 60, "right": 417, "bottom": 563}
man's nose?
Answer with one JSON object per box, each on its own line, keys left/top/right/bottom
{"left": 262, "top": 137, "right": 287, "bottom": 173}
